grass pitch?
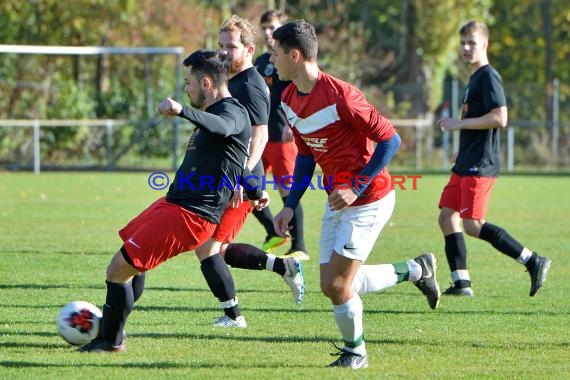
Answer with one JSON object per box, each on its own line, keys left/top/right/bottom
{"left": 0, "top": 172, "right": 568, "bottom": 379}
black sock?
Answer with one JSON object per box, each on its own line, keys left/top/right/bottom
{"left": 478, "top": 222, "right": 523, "bottom": 260}
{"left": 524, "top": 252, "right": 538, "bottom": 270}
{"left": 252, "top": 207, "right": 277, "bottom": 237}
{"left": 200, "top": 253, "right": 240, "bottom": 320}
{"left": 131, "top": 273, "right": 146, "bottom": 302}
{"left": 224, "top": 243, "right": 286, "bottom": 276}
{"left": 102, "top": 281, "right": 133, "bottom": 346}
{"left": 444, "top": 232, "right": 468, "bottom": 272}
{"left": 283, "top": 195, "right": 306, "bottom": 251}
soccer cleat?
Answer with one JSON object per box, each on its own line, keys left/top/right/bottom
{"left": 283, "top": 257, "right": 305, "bottom": 304}
{"left": 443, "top": 284, "right": 474, "bottom": 297}
{"left": 280, "top": 249, "right": 310, "bottom": 261}
{"left": 413, "top": 252, "right": 441, "bottom": 309}
{"left": 213, "top": 315, "right": 247, "bottom": 328}
{"left": 526, "top": 252, "right": 551, "bottom": 297}
{"left": 261, "top": 235, "right": 289, "bottom": 252}
{"left": 77, "top": 337, "right": 125, "bottom": 353}
{"left": 326, "top": 343, "right": 368, "bottom": 369}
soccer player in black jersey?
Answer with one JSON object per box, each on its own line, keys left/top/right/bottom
{"left": 254, "top": 10, "right": 308, "bottom": 260}
{"left": 78, "top": 50, "right": 267, "bottom": 352}
{"left": 194, "top": 15, "right": 305, "bottom": 328}
{"left": 436, "top": 21, "right": 551, "bottom": 297}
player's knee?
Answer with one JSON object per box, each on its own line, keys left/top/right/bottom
{"left": 463, "top": 219, "right": 483, "bottom": 237}
{"left": 320, "top": 279, "right": 345, "bottom": 300}
{"left": 219, "top": 243, "right": 229, "bottom": 256}
{"left": 106, "top": 250, "right": 137, "bottom": 283}
{"left": 320, "top": 280, "right": 334, "bottom": 299}
{"left": 438, "top": 210, "right": 455, "bottom": 230}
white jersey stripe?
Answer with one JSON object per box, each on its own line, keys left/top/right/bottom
{"left": 282, "top": 103, "right": 340, "bottom": 134}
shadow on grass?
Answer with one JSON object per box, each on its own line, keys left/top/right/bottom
{"left": 1, "top": 289, "right": 566, "bottom": 318}
{"left": 0, "top": 359, "right": 318, "bottom": 369}
{"left": 1, "top": 330, "right": 568, "bottom": 373}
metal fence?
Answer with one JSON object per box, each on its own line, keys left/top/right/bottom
{"left": 1, "top": 117, "right": 567, "bottom": 174}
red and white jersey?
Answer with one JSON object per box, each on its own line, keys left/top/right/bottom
{"left": 281, "top": 71, "right": 396, "bottom": 206}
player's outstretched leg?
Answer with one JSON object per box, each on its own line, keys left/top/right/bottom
{"left": 283, "top": 257, "right": 305, "bottom": 304}
{"left": 78, "top": 280, "right": 132, "bottom": 353}
{"left": 224, "top": 243, "right": 305, "bottom": 304}
{"left": 412, "top": 252, "right": 441, "bottom": 309}
{"left": 352, "top": 256, "right": 440, "bottom": 309}
{"left": 525, "top": 252, "right": 551, "bottom": 296}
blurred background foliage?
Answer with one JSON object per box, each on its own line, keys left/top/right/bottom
{"left": 0, "top": 0, "right": 568, "bottom": 169}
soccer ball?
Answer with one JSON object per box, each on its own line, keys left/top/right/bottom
{"left": 57, "top": 301, "right": 102, "bottom": 345}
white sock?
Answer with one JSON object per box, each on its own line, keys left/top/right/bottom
{"left": 352, "top": 264, "right": 399, "bottom": 295}
{"left": 219, "top": 297, "right": 238, "bottom": 309}
{"left": 451, "top": 270, "right": 470, "bottom": 283}
{"left": 516, "top": 248, "right": 533, "bottom": 264}
{"left": 407, "top": 259, "right": 422, "bottom": 282}
{"left": 333, "top": 295, "right": 366, "bottom": 355}
{"left": 265, "top": 254, "right": 276, "bottom": 271}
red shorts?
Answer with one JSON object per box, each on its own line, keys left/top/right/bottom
{"left": 261, "top": 141, "right": 297, "bottom": 186}
{"left": 119, "top": 197, "right": 216, "bottom": 271}
{"left": 211, "top": 201, "right": 255, "bottom": 244}
{"left": 438, "top": 173, "right": 496, "bottom": 219}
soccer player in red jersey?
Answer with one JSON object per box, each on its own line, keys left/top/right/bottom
{"left": 436, "top": 21, "right": 551, "bottom": 297}
{"left": 271, "top": 20, "right": 440, "bottom": 368}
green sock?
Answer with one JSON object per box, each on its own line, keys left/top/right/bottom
{"left": 393, "top": 261, "right": 410, "bottom": 283}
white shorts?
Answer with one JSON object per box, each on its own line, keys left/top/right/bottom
{"left": 319, "top": 190, "right": 395, "bottom": 264}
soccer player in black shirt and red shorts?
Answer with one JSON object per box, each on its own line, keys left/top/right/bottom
{"left": 254, "top": 10, "right": 308, "bottom": 260}
{"left": 436, "top": 21, "right": 551, "bottom": 298}
{"left": 78, "top": 50, "right": 267, "bottom": 353}
{"left": 194, "top": 15, "right": 305, "bottom": 328}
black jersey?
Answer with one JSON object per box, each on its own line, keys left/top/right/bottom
{"left": 254, "top": 52, "right": 292, "bottom": 142}
{"left": 453, "top": 64, "right": 507, "bottom": 177}
{"left": 228, "top": 67, "right": 270, "bottom": 177}
{"left": 166, "top": 97, "right": 250, "bottom": 224}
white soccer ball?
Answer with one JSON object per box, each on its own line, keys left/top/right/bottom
{"left": 57, "top": 301, "right": 102, "bottom": 345}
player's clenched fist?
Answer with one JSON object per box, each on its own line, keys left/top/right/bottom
{"left": 158, "top": 97, "right": 182, "bottom": 117}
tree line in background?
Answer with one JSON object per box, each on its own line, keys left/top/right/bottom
{"left": 0, "top": 0, "right": 568, "bottom": 169}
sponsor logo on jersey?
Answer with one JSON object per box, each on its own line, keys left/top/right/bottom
{"left": 303, "top": 137, "right": 328, "bottom": 151}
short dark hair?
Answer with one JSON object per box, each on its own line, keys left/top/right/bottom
{"left": 459, "top": 21, "right": 489, "bottom": 40}
{"left": 260, "top": 9, "right": 288, "bottom": 24}
{"left": 182, "top": 49, "right": 229, "bottom": 85}
{"left": 272, "top": 20, "right": 318, "bottom": 60}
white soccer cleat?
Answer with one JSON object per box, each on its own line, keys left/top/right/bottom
{"left": 213, "top": 315, "right": 247, "bottom": 328}
{"left": 283, "top": 257, "right": 305, "bottom": 304}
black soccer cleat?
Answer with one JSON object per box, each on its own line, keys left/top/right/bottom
{"left": 526, "top": 252, "right": 551, "bottom": 297}
{"left": 77, "top": 337, "right": 126, "bottom": 353}
{"left": 326, "top": 342, "right": 368, "bottom": 369}
{"left": 443, "top": 284, "right": 474, "bottom": 297}
{"left": 413, "top": 252, "right": 441, "bottom": 309}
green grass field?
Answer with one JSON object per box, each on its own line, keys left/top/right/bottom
{"left": 1, "top": 172, "right": 568, "bottom": 379}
